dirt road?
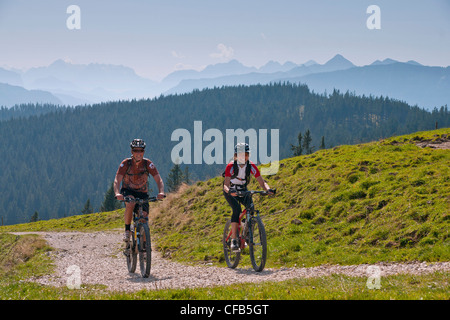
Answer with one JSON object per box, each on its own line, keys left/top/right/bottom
{"left": 15, "top": 231, "right": 450, "bottom": 292}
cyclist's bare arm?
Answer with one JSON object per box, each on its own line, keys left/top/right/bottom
{"left": 223, "top": 176, "right": 238, "bottom": 196}
{"left": 152, "top": 174, "right": 165, "bottom": 199}
{"left": 114, "top": 173, "right": 124, "bottom": 200}
{"left": 223, "top": 176, "right": 231, "bottom": 193}
{"left": 256, "top": 175, "right": 274, "bottom": 194}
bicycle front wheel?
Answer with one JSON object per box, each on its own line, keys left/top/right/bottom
{"left": 138, "top": 223, "right": 152, "bottom": 278}
{"left": 126, "top": 231, "right": 137, "bottom": 273}
{"left": 249, "top": 215, "right": 267, "bottom": 272}
{"left": 222, "top": 219, "right": 241, "bottom": 268}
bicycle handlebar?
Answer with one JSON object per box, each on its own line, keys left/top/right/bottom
{"left": 120, "top": 195, "right": 166, "bottom": 203}
{"left": 235, "top": 188, "right": 277, "bottom": 197}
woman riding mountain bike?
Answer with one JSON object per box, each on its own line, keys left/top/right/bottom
{"left": 223, "top": 143, "right": 275, "bottom": 252}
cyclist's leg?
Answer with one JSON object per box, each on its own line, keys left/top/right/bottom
{"left": 124, "top": 203, "right": 135, "bottom": 224}
{"left": 135, "top": 191, "right": 149, "bottom": 218}
{"left": 120, "top": 188, "right": 136, "bottom": 242}
{"left": 223, "top": 191, "right": 241, "bottom": 239}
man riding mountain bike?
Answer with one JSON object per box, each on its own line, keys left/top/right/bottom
{"left": 114, "top": 139, "right": 165, "bottom": 243}
{"left": 223, "top": 143, "right": 274, "bottom": 251}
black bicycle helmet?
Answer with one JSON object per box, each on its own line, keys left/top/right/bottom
{"left": 234, "top": 142, "right": 250, "bottom": 153}
{"left": 130, "top": 138, "right": 146, "bottom": 149}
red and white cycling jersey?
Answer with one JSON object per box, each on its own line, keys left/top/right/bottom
{"left": 224, "top": 161, "right": 260, "bottom": 186}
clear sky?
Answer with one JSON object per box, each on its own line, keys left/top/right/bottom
{"left": 0, "top": 0, "right": 449, "bottom": 80}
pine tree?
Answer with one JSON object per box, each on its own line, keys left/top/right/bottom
{"left": 183, "top": 166, "right": 191, "bottom": 185}
{"left": 30, "top": 211, "right": 39, "bottom": 222}
{"left": 303, "top": 129, "right": 313, "bottom": 154}
{"left": 100, "top": 182, "right": 122, "bottom": 212}
{"left": 81, "top": 199, "right": 93, "bottom": 214}
{"left": 291, "top": 132, "right": 303, "bottom": 156}
{"left": 320, "top": 136, "right": 326, "bottom": 149}
{"left": 167, "top": 163, "right": 184, "bottom": 192}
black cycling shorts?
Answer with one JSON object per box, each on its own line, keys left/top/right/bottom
{"left": 223, "top": 190, "right": 253, "bottom": 223}
{"left": 121, "top": 188, "right": 149, "bottom": 214}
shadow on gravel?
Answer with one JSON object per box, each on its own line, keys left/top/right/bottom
{"left": 126, "top": 273, "right": 173, "bottom": 283}
{"left": 232, "top": 268, "right": 276, "bottom": 276}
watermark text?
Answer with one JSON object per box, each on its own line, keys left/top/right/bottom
{"left": 66, "top": 5, "right": 81, "bottom": 30}
{"left": 171, "top": 121, "right": 279, "bottom": 175}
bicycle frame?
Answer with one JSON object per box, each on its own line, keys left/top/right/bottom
{"left": 121, "top": 195, "right": 163, "bottom": 277}
{"left": 222, "top": 189, "right": 275, "bottom": 272}
{"left": 225, "top": 209, "right": 248, "bottom": 247}
{"left": 225, "top": 191, "right": 264, "bottom": 250}
{"left": 130, "top": 199, "right": 150, "bottom": 244}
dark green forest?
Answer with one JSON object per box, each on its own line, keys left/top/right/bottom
{"left": 0, "top": 83, "right": 449, "bottom": 225}
{"left": 0, "top": 103, "right": 69, "bottom": 121}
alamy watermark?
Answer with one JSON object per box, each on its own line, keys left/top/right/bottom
{"left": 65, "top": 5, "right": 380, "bottom": 31}
{"left": 366, "top": 5, "right": 381, "bottom": 30}
{"left": 66, "top": 5, "right": 81, "bottom": 30}
{"left": 366, "top": 266, "right": 381, "bottom": 289}
{"left": 171, "top": 121, "right": 280, "bottom": 175}
{"left": 66, "top": 265, "right": 81, "bottom": 289}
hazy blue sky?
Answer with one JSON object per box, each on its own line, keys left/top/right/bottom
{"left": 0, "top": 0, "right": 449, "bottom": 80}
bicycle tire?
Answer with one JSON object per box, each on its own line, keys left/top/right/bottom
{"left": 138, "top": 223, "right": 152, "bottom": 278}
{"left": 249, "top": 215, "right": 267, "bottom": 272}
{"left": 222, "top": 219, "right": 241, "bottom": 268}
{"left": 126, "top": 230, "right": 137, "bottom": 273}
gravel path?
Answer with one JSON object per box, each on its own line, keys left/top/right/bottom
{"left": 15, "top": 231, "right": 450, "bottom": 293}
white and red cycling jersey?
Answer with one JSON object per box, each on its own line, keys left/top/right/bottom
{"left": 224, "top": 161, "right": 260, "bottom": 187}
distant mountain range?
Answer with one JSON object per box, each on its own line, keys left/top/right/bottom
{"left": 164, "top": 54, "right": 357, "bottom": 95}
{"left": 0, "top": 83, "right": 62, "bottom": 106}
{"left": 1, "top": 55, "right": 449, "bottom": 110}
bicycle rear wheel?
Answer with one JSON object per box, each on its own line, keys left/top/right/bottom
{"left": 222, "top": 219, "right": 241, "bottom": 268}
{"left": 249, "top": 215, "right": 267, "bottom": 272}
{"left": 126, "top": 231, "right": 137, "bottom": 273}
{"left": 138, "top": 223, "right": 152, "bottom": 278}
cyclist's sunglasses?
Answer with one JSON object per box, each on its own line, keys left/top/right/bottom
{"left": 132, "top": 149, "right": 144, "bottom": 153}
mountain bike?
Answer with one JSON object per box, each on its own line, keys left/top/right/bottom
{"left": 121, "top": 196, "right": 160, "bottom": 278}
{"left": 222, "top": 189, "right": 275, "bottom": 272}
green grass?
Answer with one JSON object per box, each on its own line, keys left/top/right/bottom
{"left": 0, "top": 209, "right": 123, "bottom": 233}
{"left": 0, "top": 233, "right": 53, "bottom": 282}
{"left": 0, "top": 128, "right": 449, "bottom": 300}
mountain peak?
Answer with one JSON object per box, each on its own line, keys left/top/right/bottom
{"left": 49, "top": 59, "right": 75, "bottom": 67}
{"left": 370, "top": 58, "right": 398, "bottom": 66}
{"left": 318, "top": 54, "right": 355, "bottom": 72}
{"left": 406, "top": 60, "right": 422, "bottom": 66}
{"left": 325, "top": 54, "right": 354, "bottom": 67}
{"left": 302, "top": 60, "right": 318, "bottom": 67}
{"left": 200, "top": 59, "right": 256, "bottom": 76}
{"left": 258, "top": 60, "right": 298, "bottom": 73}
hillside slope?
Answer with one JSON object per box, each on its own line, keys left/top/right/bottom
{"left": 150, "top": 129, "right": 450, "bottom": 268}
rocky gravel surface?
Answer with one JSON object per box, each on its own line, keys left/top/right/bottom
{"left": 16, "top": 231, "right": 450, "bottom": 293}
